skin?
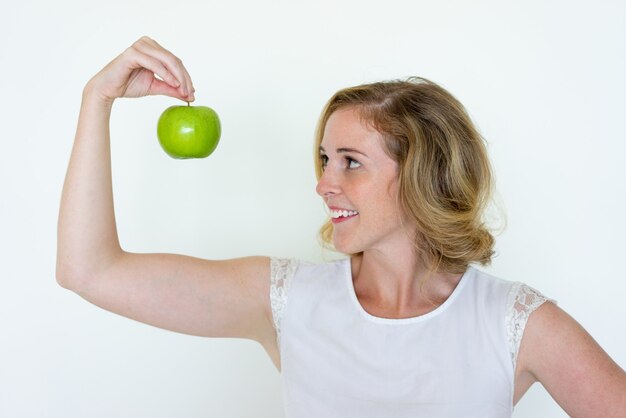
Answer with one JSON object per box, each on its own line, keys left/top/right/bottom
{"left": 58, "top": 36, "right": 626, "bottom": 416}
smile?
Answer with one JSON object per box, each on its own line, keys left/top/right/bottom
{"left": 331, "top": 209, "right": 358, "bottom": 218}
{"left": 330, "top": 209, "right": 359, "bottom": 223}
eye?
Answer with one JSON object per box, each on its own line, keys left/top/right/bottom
{"left": 320, "top": 154, "right": 329, "bottom": 170}
{"left": 347, "top": 157, "right": 361, "bottom": 169}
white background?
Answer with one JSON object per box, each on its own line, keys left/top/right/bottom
{"left": 1, "top": 0, "right": 625, "bottom": 417}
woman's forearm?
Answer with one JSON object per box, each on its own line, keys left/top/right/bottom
{"left": 56, "top": 84, "right": 123, "bottom": 288}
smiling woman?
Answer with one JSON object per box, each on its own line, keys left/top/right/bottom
{"left": 314, "top": 78, "right": 495, "bottom": 275}
{"left": 56, "top": 37, "right": 626, "bottom": 418}
{"left": 316, "top": 107, "right": 406, "bottom": 256}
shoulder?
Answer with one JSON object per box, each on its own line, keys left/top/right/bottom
{"left": 269, "top": 257, "right": 300, "bottom": 285}
{"left": 269, "top": 256, "right": 347, "bottom": 285}
{"left": 467, "top": 266, "right": 517, "bottom": 299}
{"left": 468, "top": 268, "right": 555, "bottom": 368}
{"left": 267, "top": 256, "right": 347, "bottom": 297}
{"left": 466, "top": 267, "right": 535, "bottom": 320}
{"left": 268, "top": 257, "right": 347, "bottom": 344}
{"left": 468, "top": 267, "right": 553, "bottom": 315}
{"left": 505, "top": 282, "right": 555, "bottom": 363}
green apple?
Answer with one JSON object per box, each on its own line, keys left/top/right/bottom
{"left": 157, "top": 104, "right": 221, "bottom": 159}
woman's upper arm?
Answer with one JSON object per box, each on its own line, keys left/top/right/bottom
{"left": 61, "top": 251, "right": 275, "bottom": 344}
{"left": 518, "top": 302, "right": 626, "bottom": 417}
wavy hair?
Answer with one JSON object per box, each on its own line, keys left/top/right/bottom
{"left": 314, "top": 77, "right": 501, "bottom": 274}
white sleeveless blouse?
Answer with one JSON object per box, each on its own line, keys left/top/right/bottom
{"left": 269, "top": 257, "right": 553, "bottom": 418}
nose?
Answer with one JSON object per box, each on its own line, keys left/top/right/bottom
{"left": 316, "top": 168, "right": 341, "bottom": 199}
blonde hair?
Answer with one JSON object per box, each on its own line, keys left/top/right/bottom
{"left": 314, "top": 77, "right": 499, "bottom": 274}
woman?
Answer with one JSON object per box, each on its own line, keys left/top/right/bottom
{"left": 57, "top": 37, "right": 626, "bottom": 417}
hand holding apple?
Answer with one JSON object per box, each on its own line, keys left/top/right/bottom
{"left": 86, "top": 36, "right": 194, "bottom": 104}
{"left": 157, "top": 103, "right": 221, "bottom": 159}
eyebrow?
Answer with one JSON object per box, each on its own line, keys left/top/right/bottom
{"left": 319, "top": 146, "right": 369, "bottom": 158}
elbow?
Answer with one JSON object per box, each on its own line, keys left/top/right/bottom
{"left": 55, "top": 253, "right": 96, "bottom": 292}
{"left": 56, "top": 263, "right": 102, "bottom": 294}
{"left": 55, "top": 260, "right": 83, "bottom": 291}
{"left": 55, "top": 249, "right": 125, "bottom": 291}
{"left": 56, "top": 245, "right": 86, "bottom": 290}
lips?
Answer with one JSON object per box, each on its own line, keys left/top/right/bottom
{"left": 329, "top": 207, "right": 359, "bottom": 224}
{"left": 331, "top": 214, "right": 358, "bottom": 224}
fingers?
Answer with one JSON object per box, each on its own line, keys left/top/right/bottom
{"left": 147, "top": 38, "right": 195, "bottom": 99}
{"left": 130, "top": 37, "right": 194, "bottom": 100}
{"left": 128, "top": 52, "right": 179, "bottom": 89}
{"left": 149, "top": 78, "right": 195, "bottom": 102}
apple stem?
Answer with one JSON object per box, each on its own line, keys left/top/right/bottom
{"left": 186, "top": 101, "right": 190, "bottom": 107}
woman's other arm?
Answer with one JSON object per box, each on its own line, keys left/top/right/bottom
{"left": 516, "top": 302, "right": 626, "bottom": 417}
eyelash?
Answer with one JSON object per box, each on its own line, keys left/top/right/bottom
{"left": 320, "top": 155, "right": 361, "bottom": 170}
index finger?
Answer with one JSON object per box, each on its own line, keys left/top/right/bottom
{"left": 131, "top": 37, "right": 194, "bottom": 98}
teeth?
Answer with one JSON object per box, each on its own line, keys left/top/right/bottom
{"left": 330, "top": 210, "right": 358, "bottom": 219}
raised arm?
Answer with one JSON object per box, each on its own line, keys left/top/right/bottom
{"left": 56, "top": 37, "right": 276, "bottom": 349}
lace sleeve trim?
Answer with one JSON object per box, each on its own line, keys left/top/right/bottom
{"left": 505, "top": 282, "right": 555, "bottom": 371}
{"left": 270, "top": 257, "right": 298, "bottom": 347}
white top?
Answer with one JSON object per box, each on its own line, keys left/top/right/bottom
{"left": 269, "top": 257, "right": 554, "bottom": 418}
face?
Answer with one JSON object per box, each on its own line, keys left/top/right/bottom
{"left": 316, "top": 107, "right": 411, "bottom": 255}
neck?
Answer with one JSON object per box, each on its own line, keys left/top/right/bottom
{"left": 350, "top": 247, "right": 463, "bottom": 318}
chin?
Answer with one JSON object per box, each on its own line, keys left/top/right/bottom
{"left": 332, "top": 235, "right": 362, "bottom": 255}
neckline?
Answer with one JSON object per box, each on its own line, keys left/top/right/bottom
{"left": 342, "top": 258, "right": 473, "bottom": 325}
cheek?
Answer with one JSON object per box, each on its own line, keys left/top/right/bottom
{"left": 358, "top": 180, "right": 401, "bottom": 220}
{"left": 385, "top": 178, "right": 402, "bottom": 210}
{"left": 389, "top": 185, "right": 411, "bottom": 226}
